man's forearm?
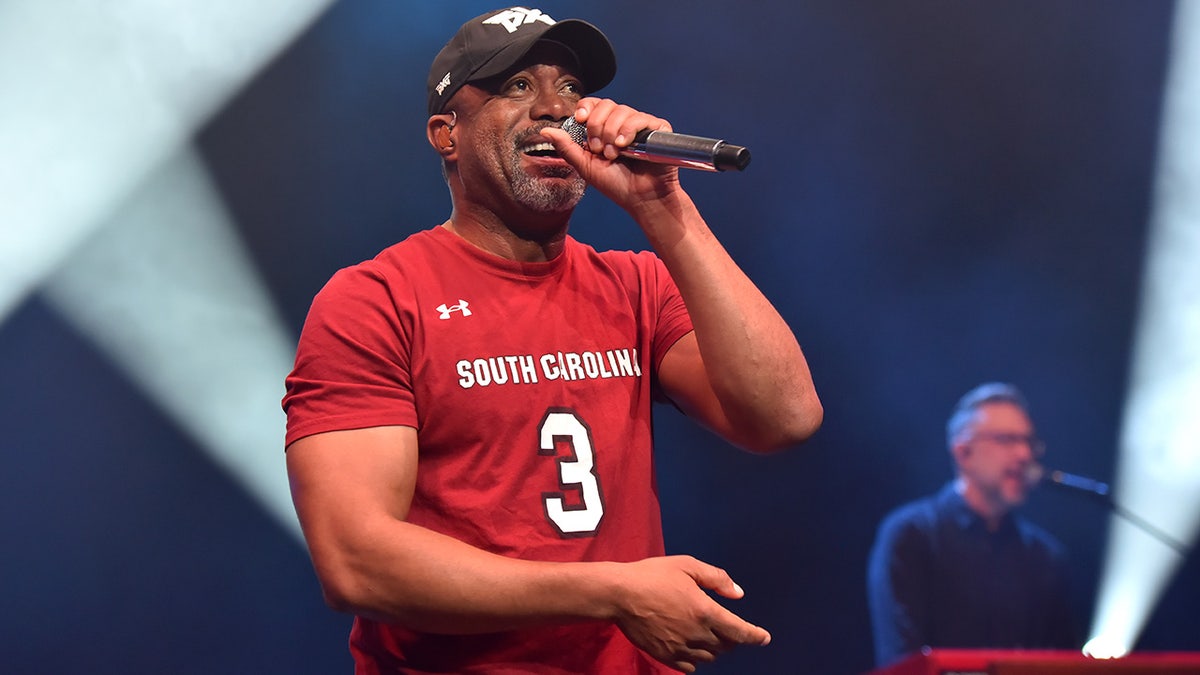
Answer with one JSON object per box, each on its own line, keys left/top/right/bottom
{"left": 632, "top": 188, "right": 822, "bottom": 449}
{"left": 312, "top": 518, "right": 623, "bottom": 632}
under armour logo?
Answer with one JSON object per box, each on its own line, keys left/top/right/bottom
{"left": 436, "top": 300, "right": 472, "bottom": 319}
{"left": 483, "top": 7, "right": 555, "bottom": 34}
{"left": 435, "top": 71, "right": 451, "bottom": 95}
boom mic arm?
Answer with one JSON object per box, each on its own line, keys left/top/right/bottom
{"left": 1030, "top": 464, "right": 1188, "bottom": 555}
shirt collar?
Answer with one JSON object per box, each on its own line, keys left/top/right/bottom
{"left": 937, "top": 481, "right": 1019, "bottom": 537}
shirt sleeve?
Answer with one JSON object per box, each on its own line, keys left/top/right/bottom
{"left": 282, "top": 264, "right": 418, "bottom": 447}
{"left": 867, "top": 508, "right": 933, "bottom": 667}
{"left": 641, "top": 251, "right": 693, "bottom": 374}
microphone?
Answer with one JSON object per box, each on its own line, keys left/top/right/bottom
{"left": 560, "top": 116, "right": 751, "bottom": 172}
{"left": 1025, "top": 463, "right": 1111, "bottom": 499}
{"left": 1048, "top": 470, "right": 1111, "bottom": 498}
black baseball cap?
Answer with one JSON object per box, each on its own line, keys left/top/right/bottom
{"left": 426, "top": 7, "right": 617, "bottom": 117}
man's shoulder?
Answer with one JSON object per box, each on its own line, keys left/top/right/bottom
{"left": 325, "top": 228, "right": 447, "bottom": 283}
{"left": 370, "top": 227, "right": 447, "bottom": 267}
{"left": 575, "top": 239, "right": 656, "bottom": 264}
{"left": 878, "top": 491, "right": 942, "bottom": 538}
{"left": 573, "top": 241, "right": 669, "bottom": 283}
{"left": 299, "top": 231, "right": 446, "bottom": 320}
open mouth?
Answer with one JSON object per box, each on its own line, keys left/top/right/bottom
{"left": 521, "top": 141, "right": 560, "bottom": 158}
{"left": 1005, "top": 468, "right": 1033, "bottom": 489}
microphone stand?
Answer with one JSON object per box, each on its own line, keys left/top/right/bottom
{"left": 1109, "top": 502, "right": 1190, "bottom": 556}
{"left": 1043, "top": 473, "right": 1190, "bottom": 556}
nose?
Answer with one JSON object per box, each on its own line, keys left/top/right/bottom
{"left": 1012, "top": 440, "right": 1035, "bottom": 463}
{"left": 530, "top": 87, "right": 570, "bottom": 122}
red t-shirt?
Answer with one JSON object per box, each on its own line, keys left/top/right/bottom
{"left": 284, "top": 226, "right": 693, "bottom": 673}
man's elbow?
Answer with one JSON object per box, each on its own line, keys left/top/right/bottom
{"left": 320, "top": 586, "right": 356, "bottom": 614}
{"left": 739, "top": 391, "right": 823, "bottom": 453}
{"left": 314, "top": 566, "right": 368, "bottom": 615}
{"left": 308, "top": 550, "right": 389, "bottom": 617}
{"left": 789, "top": 390, "right": 824, "bottom": 441}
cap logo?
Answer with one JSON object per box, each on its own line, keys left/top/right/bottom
{"left": 435, "top": 71, "right": 452, "bottom": 95}
{"left": 482, "top": 7, "right": 556, "bottom": 34}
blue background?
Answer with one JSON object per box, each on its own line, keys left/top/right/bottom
{"left": 3, "top": 2, "right": 1198, "bottom": 673}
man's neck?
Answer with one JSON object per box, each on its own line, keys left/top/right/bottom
{"left": 953, "top": 477, "right": 1009, "bottom": 532}
{"left": 445, "top": 206, "right": 570, "bottom": 263}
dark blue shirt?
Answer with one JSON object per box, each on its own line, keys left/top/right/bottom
{"left": 867, "top": 483, "right": 1078, "bottom": 667}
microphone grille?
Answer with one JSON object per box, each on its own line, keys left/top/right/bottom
{"left": 561, "top": 116, "right": 588, "bottom": 147}
{"left": 1024, "top": 463, "right": 1045, "bottom": 487}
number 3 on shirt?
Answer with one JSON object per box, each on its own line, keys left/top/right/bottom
{"left": 539, "top": 410, "right": 605, "bottom": 536}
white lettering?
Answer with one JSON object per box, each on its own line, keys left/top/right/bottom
{"left": 457, "top": 347, "right": 642, "bottom": 388}
{"left": 472, "top": 358, "right": 492, "bottom": 386}
{"left": 613, "top": 349, "right": 634, "bottom": 377}
{"left": 457, "top": 359, "right": 474, "bottom": 388}
{"left": 582, "top": 352, "right": 601, "bottom": 379}
{"left": 598, "top": 351, "right": 615, "bottom": 378}
{"left": 489, "top": 357, "right": 509, "bottom": 385}
{"left": 565, "top": 352, "right": 585, "bottom": 381}
{"left": 483, "top": 7, "right": 555, "bottom": 33}
{"left": 519, "top": 354, "right": 539, "bottom": 383}
{"left": 541, "top": 353, "right": 560, "bottom": 380}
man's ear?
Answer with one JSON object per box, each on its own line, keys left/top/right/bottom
{"left": 426, "top": 112, "right": 457, "bottom": 157}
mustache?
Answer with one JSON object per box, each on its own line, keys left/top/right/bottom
{"left": 514, "top": 122, "right": 563, "bottom": 146}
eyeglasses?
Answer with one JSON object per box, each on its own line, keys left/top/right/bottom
{"left": 970, "top": 431, "right": 1046, "bottom": 458}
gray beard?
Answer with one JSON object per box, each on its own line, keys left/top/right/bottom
{"left": 510, "top": 161, "right": 586, "bottom": 212}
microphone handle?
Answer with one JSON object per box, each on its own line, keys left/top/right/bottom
{"left": 560, "top": 117, "right": 751, "bottom": 172}
{"left": 627, "top": 130, "right": 752, "bottom": 172}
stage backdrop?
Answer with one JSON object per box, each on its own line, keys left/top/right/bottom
{"left": 2, "top": 2, "right": 1196, "bottom": 673}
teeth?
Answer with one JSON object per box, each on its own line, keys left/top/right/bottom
{"left": 522, "top": 142, "right": 556, "bottom": 153}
